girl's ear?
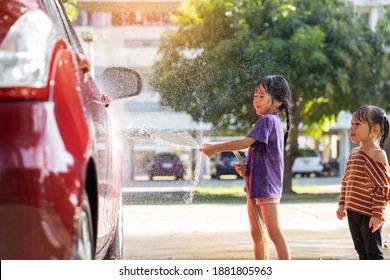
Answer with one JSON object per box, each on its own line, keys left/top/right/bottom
{"left": 275, "top": 100, "right": 283, "bottom": 109}
{"left": 371, "top": 124, "right": 381, "bottom": 138}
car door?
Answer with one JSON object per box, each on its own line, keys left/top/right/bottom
{"left": 42, "top": 0, "right": 112, "bottom": 251}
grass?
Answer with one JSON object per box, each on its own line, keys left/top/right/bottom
{"left": 123, "top": 183, "right": 340, "bottom": 205}
{"left": 194, "top": 186, "right": 245, "bottom": 197}
{"left": 292, "top": 185, "right": 331, "bottom": 194}
{"left": 191, "top": 185, "right": 247, "bottom": 204}
{"left": 193, "top": 184, "right": 339, "bottom": 204}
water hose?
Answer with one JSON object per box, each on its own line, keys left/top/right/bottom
{"left": 232, "top": 151, "right": 269, "bottom": 260}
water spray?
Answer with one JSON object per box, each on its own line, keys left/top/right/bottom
{"left": 232, "top": 151, "right": 269, "bottom": 260}
{"left": 140, "top": 127, "right": 203, "bottom": 203}
{"left": 141, "top": 128, "right": 200, "bottom": 149}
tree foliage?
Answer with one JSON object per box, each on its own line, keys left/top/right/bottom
{"left": 149, "top": 0, "right": 390, "bottom": 190}
{"left": 62, "top": 0, "right": 78, "bottom": 22}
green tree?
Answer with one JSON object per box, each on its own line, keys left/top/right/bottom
{"left": 149, "top": 0, "right": 390, "bottom": 192}
{"left": 62, "top": 0, "right": 78, "bottom": 22}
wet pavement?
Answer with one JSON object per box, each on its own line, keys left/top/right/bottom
{"left": 122, "top": 177, "right": 390, "bottom": 260}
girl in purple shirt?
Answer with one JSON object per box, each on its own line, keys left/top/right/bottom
{"left": 200, "top": 75, "right": 292, "bottom": 260}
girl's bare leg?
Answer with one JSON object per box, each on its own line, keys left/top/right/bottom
{"left": 247, "top": 200, "right": 290, "bottom": 260}
{"left": 260, "top": 203, "right": 291, "bottom": 259}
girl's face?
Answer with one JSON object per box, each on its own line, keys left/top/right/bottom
{"left": 350, "top": 115, "right": 371, "bottom": 144}
{"left": 253, "top": 85, "right": 281, "bottom": 116}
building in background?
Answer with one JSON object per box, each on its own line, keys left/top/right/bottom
{"left": 74, "top": 0, "right": 390, "bottom": 72}
{"left": 73, "top": 0, "right": 390, "bottom": 178}
{"left": 74, "top": 1, "right": 209, "bottom": 181}
{"left": 348, "top": 0, "right": 389, "bottom": 30}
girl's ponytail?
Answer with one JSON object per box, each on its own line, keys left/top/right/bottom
{"left": 380, "top": 115, "right": 389, "bottom": 149}
{"left": 284, "top": 104, "right": 292, "bottom": 146}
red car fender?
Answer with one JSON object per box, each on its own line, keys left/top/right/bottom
{"left": 49, "top": 41, "right": 90, "bottom": 160}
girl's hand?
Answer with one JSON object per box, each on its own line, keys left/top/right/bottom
{"left": 199, "top": 144, "right": 215, "bottom": 158}
{"left": 100, "top": 94, "right": 111, "bottom": 108}
{"left": 336, "top": 205, "right": 347, "bottom": 220}
{"left": 233, "top": 163, "right": 247, "bottom": 178}
{"left": 369, "top": 216, "right": 383, "bottom": 233}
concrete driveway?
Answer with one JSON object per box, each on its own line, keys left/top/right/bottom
{"left": 123, "top": 201, "right": 390, "bottom": 260}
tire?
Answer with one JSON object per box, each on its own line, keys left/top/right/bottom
{"left": 73, "top": 190, "right": 94, "bottom": 260}
{"left": 104, "top": 192, "right": 123, "bottom": 260}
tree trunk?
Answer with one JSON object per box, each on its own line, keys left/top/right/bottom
{"left": 283, "top": 155, "right": 295, "bottom": 194}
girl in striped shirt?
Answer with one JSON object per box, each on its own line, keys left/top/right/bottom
{"left": 336, "top": 105, "right": 390, "bottom": 259}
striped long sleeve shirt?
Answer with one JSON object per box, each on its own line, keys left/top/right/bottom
{"left": 338, "top": 149, "right": 390, "bottom": 221}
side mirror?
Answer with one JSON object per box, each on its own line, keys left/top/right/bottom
{"left": 100, "top": 67, "right": 142, "bottom": 100}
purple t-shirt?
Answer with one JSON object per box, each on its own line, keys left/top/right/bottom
{"left": 246, "top": 114, "right": 284, "bottom": 199}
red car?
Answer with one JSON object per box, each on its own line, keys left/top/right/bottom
{"left": 0, "top": 0, "right": 142, "bottom": 259}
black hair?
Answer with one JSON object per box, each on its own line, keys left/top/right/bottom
{"left": 255, "top": 75, "right": 293, "bottom": 145}
{"left": 353, "top": 105, "right": 390, "bottom": 149}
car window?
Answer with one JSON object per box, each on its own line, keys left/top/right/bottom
{"left": 298, "top": 149, "right": 317, "bottom": 157}
{"left": 156, "top": 153, "right": 178, "bottom": 161}
{"left": 221, "top": 152, "right": 234, "bottom": 158}
{"left": 41, "top": 0, "right": 67, "bottom": 38}
{"left": 220, "top": 151, "right": 246, "bottom": 158}
{"left": 42, "top": 0, "right": 85, "bottom": 55}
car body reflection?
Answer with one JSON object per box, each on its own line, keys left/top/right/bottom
{"left": 0, "top": 0, "right": 142, "bottom": 260}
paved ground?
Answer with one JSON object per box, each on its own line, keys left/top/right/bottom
{"left": 123, "top": 203, "right": 390, "bottom": 260}
{"left": 122, "top": 177, "right": 390, "bottom": 260}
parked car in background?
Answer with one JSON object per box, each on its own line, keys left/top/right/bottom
{"left": 148, "top": 153, "right": 185, "bottom": 180}
{"left": 0, "top": 0, "right": 142, "bottom": 260}
{"left": 322, "top": 159, "right": 340, "bottom": 177}
{"left": 292, "top": 148, "right": 324, "bottom": 177}
{"left": 210, "top": 151, "right": 247, "bottom": 179}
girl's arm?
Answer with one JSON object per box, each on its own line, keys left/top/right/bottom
{"left": 365, "top": 151, "right": 390, "bottom": 221}
{"left": 200, "top": 137, "right": 255, "bottom": 158}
